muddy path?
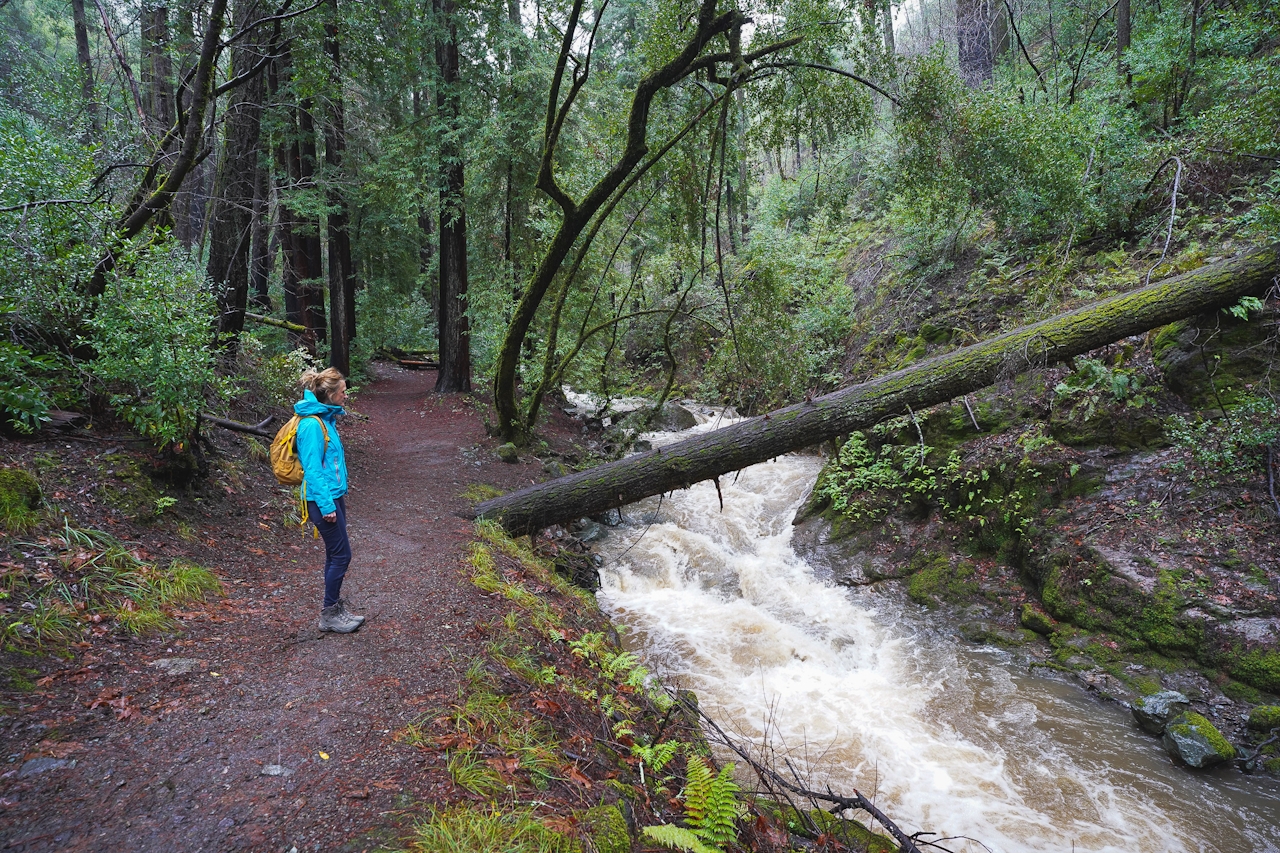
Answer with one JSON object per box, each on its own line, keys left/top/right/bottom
{"left": 0, "top": 365, "right": 555, "bottom": 852}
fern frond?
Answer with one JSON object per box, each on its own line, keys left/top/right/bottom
{"left": 681, "top": 754, "right": 715, "bottom": 829}
{"left": 697, "top": 763, "right": 741, "bottom": 847}
{"left": 641, "top": 824, "right": 720, "bottom": 853}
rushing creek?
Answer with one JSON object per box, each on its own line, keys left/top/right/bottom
{"left": 593, "top": 417, "right": 1280, "bottom": 853}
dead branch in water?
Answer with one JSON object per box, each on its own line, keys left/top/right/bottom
{"left": 682, "top": 695, "right": 929, "bottom": 853}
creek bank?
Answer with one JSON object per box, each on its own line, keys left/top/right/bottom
{"left": 793, "top": 308, "right": 1280, "bottom": 775}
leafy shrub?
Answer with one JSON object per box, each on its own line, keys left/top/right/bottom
{"left": 91, "top": 249, "right": 233, "bottom": 447}
{"left": 1167, "top": 395, "right": 1280, "bottom": 488}
{"left": 235, "top": 338, "right": 317, "bottom": 410}
{"left": 0, "top": 341, "right": 54, "bottom": 433}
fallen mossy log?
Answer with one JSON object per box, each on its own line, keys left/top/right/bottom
{"left": 245, "top": 312, "right": 306, "bottom": 333}
{"left": 474, "top": 243, "right": 1280, "bottom": 535}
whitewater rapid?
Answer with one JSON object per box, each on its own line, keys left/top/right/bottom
{"left": 593, "top": 424, "right": 1280, "bottom": 853}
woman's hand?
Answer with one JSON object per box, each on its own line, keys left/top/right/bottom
{"left": 323, "top": 512, "right": 337, "bottom": 523}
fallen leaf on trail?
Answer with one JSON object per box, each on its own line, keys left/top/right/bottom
{"left": 532, "top": 697, "right": 563, "bottom": 715}
{"left": 87, "top": 687, "right": 122, "bottom": 709}
{"left": 247, "top": 548, "right": 267, "bottom": 556}
{"left": 343, "top": 788, "right": 369, "bottom": 799}
{"left": 563, "top": 765, "right": 592, "bottom": 788}
{"left": 258, "top": 523, "right": 271, "bottom": 530}
{"left": 319, "top": 751, "right": 330, "bottom": 760}
{"left": 486, "top": 756, "right": 519, "bottom": 774}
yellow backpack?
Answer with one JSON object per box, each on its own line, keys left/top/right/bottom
{"left": 269, "top": 414, "right": 328, "bottom": 486}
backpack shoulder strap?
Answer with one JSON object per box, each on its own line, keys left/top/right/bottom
{"left": 308, "top": 415, "right": 329, "bottom": 460}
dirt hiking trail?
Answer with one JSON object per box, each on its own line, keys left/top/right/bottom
{"left": 0, "top": 365, "right": 558, "bottom": 852}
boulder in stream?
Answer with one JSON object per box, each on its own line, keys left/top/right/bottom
{"left": 1162, "top": 711, "right": 1236, "bottom": 768}
{"left": 1132, "top": 691, "right": 1191, "bottom": 735}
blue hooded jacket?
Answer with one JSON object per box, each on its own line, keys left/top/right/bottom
{"left": 294, "top": 389, "right": 347, "bottom": 515}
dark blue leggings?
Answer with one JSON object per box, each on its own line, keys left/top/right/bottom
{"left": 308, "top": 496, "right": 350, "bottom": 609}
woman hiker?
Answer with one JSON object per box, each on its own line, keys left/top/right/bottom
{"left": 296, "top": 367, "right": 365, "bottom": 633}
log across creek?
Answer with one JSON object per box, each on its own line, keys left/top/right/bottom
{"left": 473, "top": 243, "right": 1280, "bottom": 535}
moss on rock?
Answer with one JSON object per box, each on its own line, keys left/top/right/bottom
{"left": 1226, "top": 648, "right": 1280, "bottom": 693}
{"left": 0, "top": 467, "right": 42, "bottom": 532}
{"left": 1162, "top": 711, "right": 1236, "bottom": 768}
{"left": 1247, "top": 706, "right": 1280, "bottom": 732}
{"left": 1020, "top": 604, "right": 1055, "bottom": 634}
{"left": 580, "top": 804, "right": 630, "bottom": 853}
{"left": 96, "top": 453, "right": 163, "bottom": 521}
{"left": 907, "top": 553, "right": 979, "bottom": 607}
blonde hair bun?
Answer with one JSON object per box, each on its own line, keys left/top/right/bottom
{"left": 300, "top": 367, "right": 346, "bottom": 402}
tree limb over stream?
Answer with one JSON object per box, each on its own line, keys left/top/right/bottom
{"left": 473, "top": 244, "right": 1280, "bottom": 535}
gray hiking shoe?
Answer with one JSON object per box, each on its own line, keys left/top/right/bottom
{"left": 335, "top": 598, "right": 365, "bottom": 626}
{"left": 319, "top": 603, "right": 359, "bottom": 633}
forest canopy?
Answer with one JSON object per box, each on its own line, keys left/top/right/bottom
{"left": 1, "top": 0, "right": 1277, "bottom": 450}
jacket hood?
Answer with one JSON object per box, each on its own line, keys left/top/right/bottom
{"left": 294, "top": 389, "right": 345, "bottom": 418}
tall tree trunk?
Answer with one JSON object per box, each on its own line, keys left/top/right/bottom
{"left": 298, "top": 101, "right": 327, "bottom": 346}
{"left": 412, "top": 85, "right": 437, "bottom": 317}
{"left": 270, "top": 47, "right": 324, "bottom": 351}
{"left": 207, "top": 0, "right": 267, "bottom": 343}
{"left": 249, "top": 155, "right": 272, "bottom": 309}
{"left": 1116, "top": 0, "right": 1131, "bottom": 79}
{"left": 141, "top": 1, "right": 174, "bottom": 137}
{"left": 956, "top": 0, "right": 994, "bottom": 86}
{"left": 71, "top": 0, "right": 99, "bottom": 136}
{"left": 433, "top": 0, "right": 472, "bottom": 393}
{"left": 474, "top": 245, "right": 1280, "bottom": 534}
{"left": 324, "top": 0, "right": 355, "bottom": 375}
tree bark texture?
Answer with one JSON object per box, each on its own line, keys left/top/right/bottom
{"left": 474, "top": 244, "right": 1280, "bottom": 534}
{"left": 141, "top": 1, "right": 174, "bottom": 137}
{"left": 281, "top": 97, "right": 327, "bottom": 349}
{"left": 434, "top": 0, "right": 472, "bottom": 393}
{"left": 71, "top": 0, "right": 99, "bottom": 135}
{"left": 324, "top": 0, "right": 355, "bottom": 375}
{"left": 249, "top": 152, "right": 272, "bottom": 309}
{"left": 208, "top": 0, "right": 268, "bottom": 341}
{"left": 956, "top": 0, "right": 994, "bottom": 86}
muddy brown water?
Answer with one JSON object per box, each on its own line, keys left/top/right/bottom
{"left": 595, "top": 425, "right": 1280, "bottom": 853}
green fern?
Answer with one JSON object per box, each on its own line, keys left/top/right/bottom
{"left": 640, "top": 824, "right": 720, "bottom": 853}
{"left": 682, "top": 755, "right": 741, "bottom": 848}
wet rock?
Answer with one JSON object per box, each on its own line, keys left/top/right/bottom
{"left": 959, "top": 621, "right": 1033, "bottom": 647}
{"left": 150, "top": 658, "right": 203, "bottom": 676}
{"left": 1162, "top": 711, "right": 1236, "bottom": 768}
{"left": 1020, "top": 604, "right": 1055, "bottom": 635}
{"left": 542, "top": 458, "right": 569, "bottom": 478}
{"left": 1247, "top": 705, "right": 1280, "bottom": 732}
{"left": 575, "top": 520, "right": 608, "bottom": 543}
{"left": 1075, "top": 669, "right": 1138, "bottom": 705}
{"left": 260, "top": 764, "right": 293, "bottom": 777}
{"left": 633, "top": 439, "right": 652, "bottom": 452}
{"left": 496, "top": 443, "right": 519, "bottom": 463}
{"left": 18, "top": 757, "right": 75, "bottom": 777}
{"left": 655, "top": 401, "right": 698, "bottom": 431}
{"left": 1132, "top": 691, "right": 1191, "bottom": 734}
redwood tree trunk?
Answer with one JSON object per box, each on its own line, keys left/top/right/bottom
{"left": 474, "top": 245, "right": 1280, "bottom": 534}
{"left": 433, "top": 0, "right": 471, "bottom": 393}
{"left": 208, "top": 0, "right": 267, "bottom": 342}
{"left": 956, "top": 0, "right": 994, "bottom": 86}
{"left": 71, "top": 0, "right": 99, "bottom": 135}
{"left": 324, "top": 0, "right": 355, "bottom": 375}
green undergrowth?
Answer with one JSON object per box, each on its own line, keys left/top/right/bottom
{"left": 399, "top": 521, "right": 897, "bottom": 852}
{"left": 404, "top": 804, "right": 580, "bottom": 853}
{"left": 0, "top": 467, "right": 42, "bottom": 533}
{"left": 0, "top": 521, "right": 221, "bottom": 652}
